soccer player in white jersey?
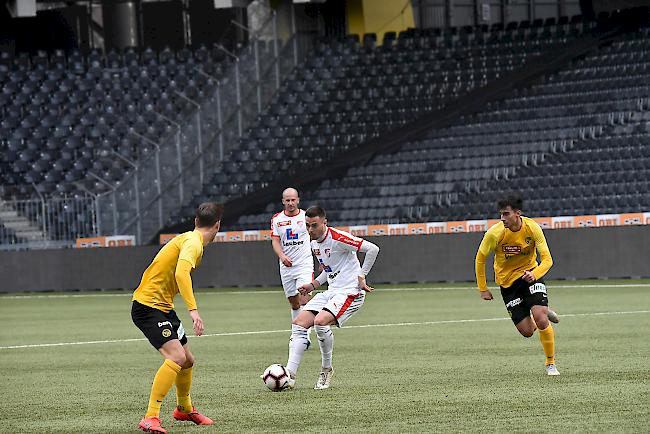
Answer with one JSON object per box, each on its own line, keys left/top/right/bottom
{"left": 270, "top": 188, "right": 315, "bottom": 341}
{"left": 286, "top": 206, "right": 380, "bottom": 390}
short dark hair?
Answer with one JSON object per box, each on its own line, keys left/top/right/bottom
{"left": 196, "top": 202, "right": 224, "bottom": 227}
{"left": 305, "top": 205, "right": 326, "bottom": 219}
{"left": 497, "top": 195, "right": 523, "bottom": 211}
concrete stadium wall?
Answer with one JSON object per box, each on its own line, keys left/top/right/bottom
{"left": 1, "top": 225, "right": 648, "bottom": 293}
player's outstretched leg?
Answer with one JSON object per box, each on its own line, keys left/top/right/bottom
{"left": 287, "top": 324, "right": 310, "bottom": 383}
{"left": 139, "top": 358, "right": 182, "bottom": 433}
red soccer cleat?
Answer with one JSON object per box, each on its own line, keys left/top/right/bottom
{"left": 172, "top": 406, "right": 214, "bottom": 425}
{"left": 138, "top": 416, "right": 167, "bottom": 434}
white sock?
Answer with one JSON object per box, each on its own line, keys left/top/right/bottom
{"left": 287, "top": 324, "right": 309, "bottom": 376}
{"left": 291, "top": 306, "right": 302, "bottom": 322}
{"left": 314, "top": 325, "right": 333, "bottom": 369}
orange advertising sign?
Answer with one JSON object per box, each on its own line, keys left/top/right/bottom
{"left": 76, "top": 235, "right": 135, "bottom": 248}
{"left": 446, "top": 221, "right": 466, "bottom": 233}
{"left": 153, "top": 211, "right": 650, "bottom": 244}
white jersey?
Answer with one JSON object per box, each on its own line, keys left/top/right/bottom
{"left": 270, "top": 209, "right": 312, "bottom": 269}
{"left": 312, "top": 228, "right": 364, "bottom": 293}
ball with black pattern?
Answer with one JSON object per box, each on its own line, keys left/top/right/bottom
{"left": 262, "top": 364, "right": 290, "bottom": 391}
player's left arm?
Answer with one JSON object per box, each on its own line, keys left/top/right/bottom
{"left": 531, "top": 224, "right": 553, "bottom": 281}
{"left": 357, "top": 240, "right": 379, "bottom": 292}
{"left": 175, "top": 259, "right": 203, "bottom": 335}
{"left": 177, "top": 237, "right": 204, "bottom": 335}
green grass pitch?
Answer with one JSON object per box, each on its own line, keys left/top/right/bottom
{"left": 1, "top": 281, "right": 649, "bottom": 433}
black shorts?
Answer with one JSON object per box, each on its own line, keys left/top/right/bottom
{"left": 131, "top": 301, "right": 188, "bottom": 349}
{"left": 500, "top": 277, "right": 548, "bottom": 325}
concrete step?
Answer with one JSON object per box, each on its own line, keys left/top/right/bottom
{"left": 3, "top": 220, "right": 34, "bottom": 230}
{"left": 15, "top": 231, "right": 47, "bottom": 241}
{"left": 0, "top": 210, "right": 19, "bottom": 219}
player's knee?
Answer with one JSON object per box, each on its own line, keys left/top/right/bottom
{"left": 313, "top": 316, "right": 330, "bottom": 327}
{"left": 519, "top": 329, "right": 535, "bottom": 338}
{"left": 535, "top": 317, "right": 549, "bottom": 330}
{"left": 169, "top": 352, "right": 187, "bottom": 367}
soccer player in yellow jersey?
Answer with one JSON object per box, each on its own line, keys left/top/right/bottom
{"left": 475, "top": 196, "right": 561, "bottom": 376}
{"left": 132, "top": 202, "right": 223, "bottom": 433}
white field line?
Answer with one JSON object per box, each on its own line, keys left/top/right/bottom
{"left": 2, "top": 283, "right": 650, "bottom": 300}
{"left": 1, "top": 310, "right": 648, "bottom": 350}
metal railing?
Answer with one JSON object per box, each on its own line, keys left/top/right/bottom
{"left": 0, "top": 196, "right": 97, "bottom": 250}
{"left": 99, "top": 8, "right": 316, "bottom": 244}
{"left": 1, "top": 7, "right": 317, "bottom": 249}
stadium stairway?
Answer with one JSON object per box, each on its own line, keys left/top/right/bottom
{"left": 0, "top": 200, "right": 47, "bottom": 243}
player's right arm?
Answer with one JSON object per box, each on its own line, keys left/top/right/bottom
{"left": 299, "top": 270, "right": 327, "bottom": 295}
{"left": 270, "top": 217, "right": 292, "bottom": 267}
{"left": 475, "top": 231, "right": 497, "bottom": 300}
{"left": 271, "top": 236, "right": 292, "bottom": 267}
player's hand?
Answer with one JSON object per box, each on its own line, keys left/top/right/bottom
{"left": 280, "top": 254, "right": 293, "bottom": 267}
{"left": 189, "top": 310, "right": 204, "bottom": 336}
{"left": 480, "top": 290, "right": 493, "bottom": 300}
{"left": 522, "top": 271, "right": 535, "bottom": 283}
{"left": 298, "top": 282, "right": 313, "bottom": 295}
{"left": 358, "top": 276, "right": 374, "bottom": 292}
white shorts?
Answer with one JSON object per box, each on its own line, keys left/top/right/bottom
{"left": 303, "top": 290, "right": 365, "bottom": 327}
{"left": 280, "top": 264, "right": 314, "bottom": 298}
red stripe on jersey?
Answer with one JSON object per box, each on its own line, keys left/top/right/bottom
{"left": 329, "top": 228, "right": 363, "bottom": 251}
{"left": 336, "top": 293, "right": 360, "bottom": 319}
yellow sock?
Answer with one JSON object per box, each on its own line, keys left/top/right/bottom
{"left": 145, "top": 359, "right": 182, "bottom": 418}
{"left": 538, "top": 324, "right": 555, "bottom": 366}
{"left": 175, "top": 367, "right": 193, "bottom": 413}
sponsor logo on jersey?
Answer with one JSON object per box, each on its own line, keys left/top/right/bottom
{"left": 324, "top": 248, "right": 331, "bottom": 257}
{"left": 162, "top": 329, "right": 172, "bottom": 338}
{"left": 525, "top": 237, "right": 532, "bottom": 245}
{"left": 277, "top": 221, "right": 291, "bottom": 227}
{"left": 158, "top": 321, "right": 172, "bottom": 328}
{"left": 503, "top": 245, "right": 521, "bottom": 253}
{"left": 506, "top": 298, "right": 522, "bottom": 308}
{"left": 286, "top": 228, "right": 299, "bottom": 240}
{"left": 529, "top": 283, "right": 547, "bottom": 294}
{"left": 328, "top": 270, "right": 339, "bottom": 280}
{"left": 313, "top": 249, "right": 320, "bottom": 255}
{"left": 283, "top": 240, "right": 304, "bottom": 247}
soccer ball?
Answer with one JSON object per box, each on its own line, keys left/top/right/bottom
{"left": 262, "top": 364, "right": 290, "bottom": 391}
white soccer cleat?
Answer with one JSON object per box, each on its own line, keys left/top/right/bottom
{"left": 546, "top": 364, "right": 560, "bottom": 376}
{"left": 314, "top": 367, "right": 334, "bottom": 390}
{"left": 285, "top": 376, "right": 296, "bottom": 390}
{"left": 547, "top": 309, "right": 560, "bottom": 324}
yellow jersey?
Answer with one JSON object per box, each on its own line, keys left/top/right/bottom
{"left": 132, "top": 230, "right": 204, "bottom": 312}
{"left": 475, "top": 216, "right": 553, "bottom": 291}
